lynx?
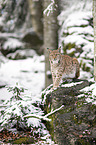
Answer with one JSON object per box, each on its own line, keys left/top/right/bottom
{"left": 48, "top": 47, "right": 80, "bottom": 89}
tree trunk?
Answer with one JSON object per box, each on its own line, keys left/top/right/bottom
{"left": 93, "top": 0, "right": 96, "bottom": 81}
{"left": 43, "top": 0, "right": 59, "bottom": 88}
{"left": 28, "top": 0, "right": 43, "bottom": 38}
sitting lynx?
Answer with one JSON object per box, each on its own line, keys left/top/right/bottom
{"left": 48, "top": 47, "right": 80, "bottom": 89}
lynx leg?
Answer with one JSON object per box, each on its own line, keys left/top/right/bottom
{"left": 72, "top": 58, "right": 80, "bottom": 78}
{"left": 51, "top": 71, "right": 56, "bottom": 86}
{"left": 76, "top": 62, "right": 80, "bottom": 78}
{"left": 53, "top": 74, "right": 62, "bottom": 88}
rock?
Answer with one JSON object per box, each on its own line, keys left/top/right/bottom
{"left": 1, "top": 38, "right": 25, "bottom": 56}
{"left": 6, "top": 49, "right": 37, "bottom": 60}
{"left": 21, "top": 28, "right": 43, "bottom": 46}
{"left": 0, "top": 30, "right": 43, "bottom": 56}
{"left": 43, "top": 79, "right": 96, "bottom": 145}
{"left": 0, "top": 0, "right": 43, "bottom": 56}
{"left": 13, "top": 137, "right": 35, "bottom": 144}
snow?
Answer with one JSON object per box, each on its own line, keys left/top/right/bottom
{"left": 43, "top": 0, "right": 57, "bottom": 16}
{"left": 7, "top": 49, "right": 37, "bottom": 59}
{"left": 63, "top": 11, "right": 92, "bottom": 27}
{"left": 79, "top": 82, "right": 96, "bottom": 104}
{"left": 27, "top": 118, "right": 41, "bottom": 128}
{"left": 0, "top": 55, "right": 45, "bottom": 100}
{"left": 77, "top": 94, "right": 84, "bottom": 98}
{"left": 66, "top": 48, "right": 76, "bottom": 54}
{"left": 68, "top": 26, "right": 93, "bottom": 36}
{"left": 38, "top": 134, "right": 57, "bottom": 145}
{"left": 58, "top": 0, "right": 93, "bottom": 80}
{"left": 61, "top": 81, "right": 83, "bottom": 88}
{"left": 45, "top": 105, "right": 64, "bottom": 118}
{"left": 41, "top": 84, "right": 54, "bottom": 104}
{"left": 64, "top": 34, "right": 89, "bottom": 46}
{"left": 3, "top": 38, "right": 24, "bottom": 50}
{"left": 25, "top": 114, "right": 51, "bottom": 122}
{"left": 0, "top": 54, "right": 49, "bottom": 141}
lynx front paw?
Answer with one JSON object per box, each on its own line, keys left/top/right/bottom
{"left": 52, "top": 85, "right": 60, "bottom": 90}
{"left": 50, "top": 86, "right": 56, "bottom": 90}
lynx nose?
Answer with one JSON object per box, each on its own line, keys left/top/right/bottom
{"left": 53, "top": 56, "right": 56, "bottom": 60}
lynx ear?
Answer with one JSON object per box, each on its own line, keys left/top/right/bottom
{"left": 58, "top": 46, "right": 61, "bottom": 53}
{"left": 47, "top": 48, "right": 52, "bottom": 53}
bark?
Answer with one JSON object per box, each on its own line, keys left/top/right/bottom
{"left": 93, "top": 0, "right": 96, "bottom": 81}
{"left": 28, "top": 0, "right": 43, "bottom": 38}
{"left": 43, "top": 0, "right": 59, "bottom": 88}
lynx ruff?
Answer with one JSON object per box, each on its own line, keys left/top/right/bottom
{"left": 48, "top": 47, "right": 80, "bottom": 89}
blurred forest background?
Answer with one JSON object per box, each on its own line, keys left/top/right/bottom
{"left": 0, "top": 0, "right": 93, "bottom": 144}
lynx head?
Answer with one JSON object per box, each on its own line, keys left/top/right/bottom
{"left": 47, "top": 47, "right": 61, "bottom": 64}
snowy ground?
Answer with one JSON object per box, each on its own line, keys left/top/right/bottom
{"left": 0, "top": 55, "right": 45, "bottom": 101}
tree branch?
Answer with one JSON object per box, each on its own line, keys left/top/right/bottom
{"left": 24, "top": 105, "right": 64, "bottom": 122}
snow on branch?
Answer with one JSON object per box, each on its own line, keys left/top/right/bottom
{"left": 45, "top": 105, "right": 64, "bottom": 118}
{"left": 24, "top": 114, "right": 51, "bottom": 122}
{"left": 24, "top": 105, "right": 64, "bottom": 122}
{"left": 43, "top": 0, "right": 57, "bottom": 16}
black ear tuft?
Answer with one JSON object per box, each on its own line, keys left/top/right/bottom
{"left": 47, "top": 48, "right": 52, "bottom": 53}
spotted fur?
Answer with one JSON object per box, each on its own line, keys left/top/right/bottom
{"left": 48, "top": 47, "right": 80, "bottom": 88}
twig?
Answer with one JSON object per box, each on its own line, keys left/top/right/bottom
{"left": 24, "top": 105, "right": 64, "bottom": 122}
{"left": 24, "top": 114, "right": 51, "bottom": 122}
{"left": 45, "top": 105, "right": 64, "bottom": 118}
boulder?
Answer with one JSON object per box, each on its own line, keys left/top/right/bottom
{"left": 0, "top": 29, "right": 43, "bottom": 57}
{"left": 1, "top": 37, "right": 25, "bottom": 56}
{"left": 6, "top": 49, "right": 37, "bottom": 60}
{"left": 21, "top": 28, "right": 43, "bottom": 46}
{"left": 42, "top": 79, "right": 96, "bottom": 145}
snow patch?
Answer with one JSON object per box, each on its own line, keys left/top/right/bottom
{"left": 3, "top": 38, "right": 24, "bottom": 50}
{"left": 80, "top": 82, "right": 96, "bottom": 104}
{"left": 0, "top": 55, "right": 45, "bottom": 99}
{"left": 61, "top": 81, "right": 83, "bottom": 88}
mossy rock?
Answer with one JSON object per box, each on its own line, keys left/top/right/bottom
{"left": 43, "top": 79, "right": 96, "bottom": 145}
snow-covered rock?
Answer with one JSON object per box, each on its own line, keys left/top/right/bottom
{"left": 43, "top": 79, "right": 96, "bottom": 144}
{"left": 7, "top": 49, "right": 37, "bottom": 60}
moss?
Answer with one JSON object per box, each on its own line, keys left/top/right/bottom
{"left": 12, "top": 137, "right": 35, "bottom": 144}
{"left": 80, "top": 60, "right": 91, "bottom": 72}
{"left": 63, "top": 43, "right": 76, "bottom": 55}
{"left": 76, "top": 101, "right": 85, "bottom": 108}
{"left": 49, "top": 116, "right": 55, "bottom": 140}
{"left": 82, "top": 63, "right": 90, "bottom": 72}
{"left": 62, "top": 42, "right": 83, "bottom": 58}
{"left": 43, "top": 96, "right": 55, "bottom": 140}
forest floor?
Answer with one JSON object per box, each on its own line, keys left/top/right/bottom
{"left": 0, "top": 129, "right": 41, "bottom": 144}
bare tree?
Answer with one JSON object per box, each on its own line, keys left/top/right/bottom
{"left": 27, "top": 0, "right": 59, "bottom": 87}
{"left": 93, "top": 0, "right": 96, "bottom": 81}
{"left": 28, "top": 0, "right": 43, "bottom": 38}
{"left": 43, "top": 0, "right": 59, "bottom": 88}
